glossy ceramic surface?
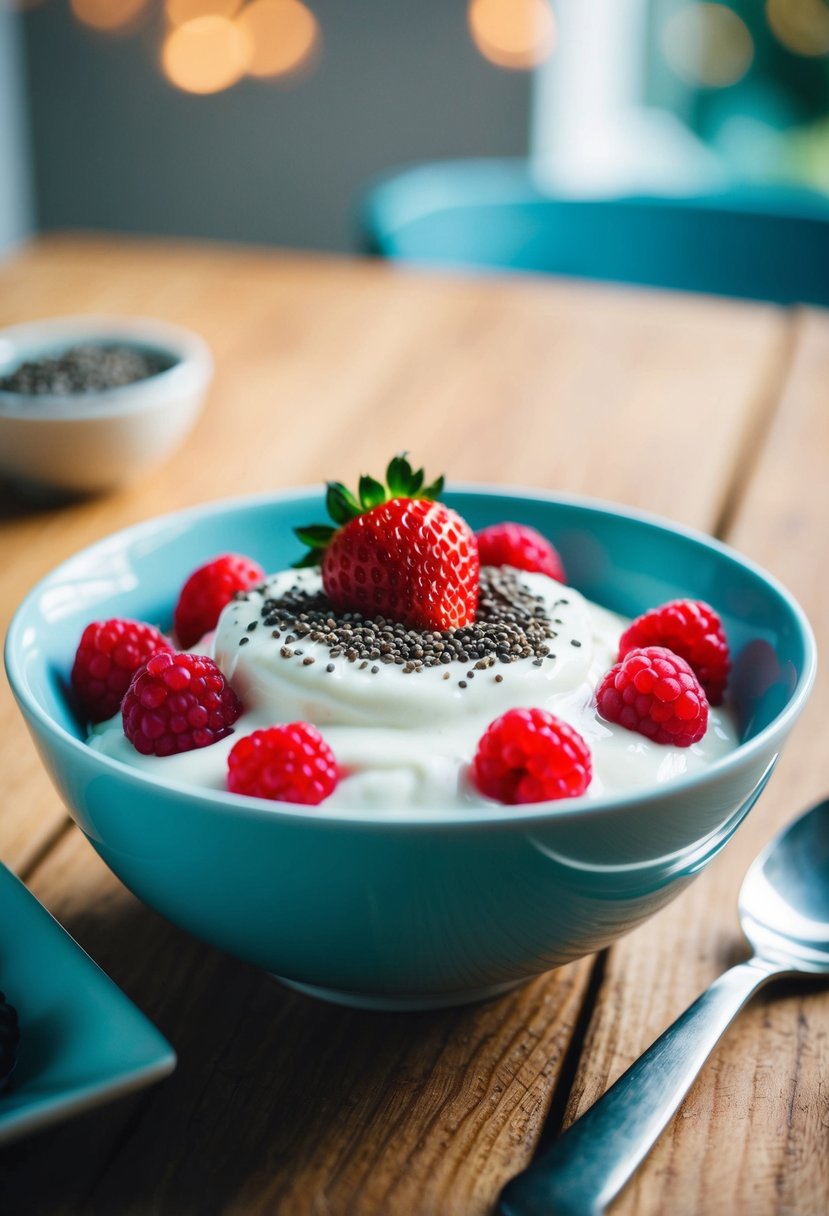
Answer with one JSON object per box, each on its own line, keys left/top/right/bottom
{"left": 0, "top": 315, "right": 212, "bottom": 495}
{"left": 0, "top": 864, "right": 175, "bottom": 1147}
{"left": 4, "top": 489, "right": 817, "bottom": 1009}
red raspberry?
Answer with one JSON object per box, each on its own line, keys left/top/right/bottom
{"left": 617, "top": 599, "right": 730, "bottom": 705}
{"left": 472, "top": 707, "right": 592, "bottom": 804}
{"left": 122, "top": 651, "right": 242, "bottom": 757}
{"left": 227, "top": 723, "right": 339, "bottom": 805}
{"left": 71, "top": 618, "right": 173, "bottom": 723}
{"left": 597, "top": 646, "right": 709, "bottom": 747}
{"left": 476, "top": 522, "right": 565, "bottom": 582}
{"left": 173, "top": 554, "right": 265, "bottom": 649}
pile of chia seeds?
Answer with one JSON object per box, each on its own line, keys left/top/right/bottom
{"left": 0, "top": 344, "right": 166, "bottom": 396}
{"left": 235, "top": 567, "right": 576, "bottom": 683}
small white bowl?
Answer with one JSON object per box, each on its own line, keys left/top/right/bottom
{"left": 0, "top": 315, "right": 213, "bottom": 496}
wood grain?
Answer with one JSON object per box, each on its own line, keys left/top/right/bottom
{"left": 0, "top": 236, "right": 787, "bottom": 872}
{"left": 1, "top": 828, "right": 591, "bottom": 1216}
{"left": 559, "top": 309, "right": 829, "bottom": 1216}
{"left": 0, "top": 237, "right": 814, "bottom": 1214}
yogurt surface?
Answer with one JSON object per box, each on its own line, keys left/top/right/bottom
{"left": 89, "top": 566, "right": 740, "bottom": 811}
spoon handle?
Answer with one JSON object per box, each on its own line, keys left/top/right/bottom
{"left": 498, "top": 956, "right": 783, "bottom": 1216}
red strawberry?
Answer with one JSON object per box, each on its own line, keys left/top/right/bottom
{"left": 476, "top": 522, "right": 565, "bottom": 582}
{"left": 617, "top": 599, "right": 730, "bottom": 705}
{"left": 294, "top": 454, "right": 479, "bottom": 631}
{"left": 71, "top": 618, "right": 173, "bottom": 723}
{"left": 174, "top": 553, "right": 265, "bottom": 649}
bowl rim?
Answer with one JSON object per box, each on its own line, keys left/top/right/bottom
{"left": 4, "top": 484, "right": 818, "bottom": 832}
{"left": 0, "top": 314, "right": 213, "bottom": 420}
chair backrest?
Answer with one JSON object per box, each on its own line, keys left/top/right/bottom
{"left": 361, "top": 160, "right": 829, "bottom": 306}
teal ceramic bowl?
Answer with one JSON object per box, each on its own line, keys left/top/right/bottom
{"left": 4, "top": 489, "right": 817, "bottom": 1010}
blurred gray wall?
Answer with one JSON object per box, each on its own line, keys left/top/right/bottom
{"left": 0, "top": 9, "right": 34, "bottom": 255}
{"left": 23, "top": 1, "right": 531, "bottom": 252}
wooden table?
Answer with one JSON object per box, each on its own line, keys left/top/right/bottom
{"left": 1, "top": 236, "right": 827, "bottom": 1215}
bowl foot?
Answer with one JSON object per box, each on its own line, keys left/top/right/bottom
{"left": 270, "top": 974, "right": 526, "bottom": 1011}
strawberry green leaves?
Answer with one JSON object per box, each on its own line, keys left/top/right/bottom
{"left": 387, "top": 453, "right": 444, "bottom": 501}
{"left": 293, "top": 453, "right": 446, "bottom": 568}
{"left": 325, "top": 482, "right": 361, "bottom": 526}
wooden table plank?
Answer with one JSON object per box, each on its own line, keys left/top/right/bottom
{"left": 559, "top": 309, "right": 829, "bottom": 1216}
{"left": 1, "top": 236, "right": 787, "bottom": 871}
{"left": 1, "top": 830, "right": 590, "bottom": 1216}
{"left": 0, "top": 238, "right": 802, "bottom": 1214}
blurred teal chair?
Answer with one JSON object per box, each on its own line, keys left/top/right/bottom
{"left": 361, "top": 160, "right": 829, "bottom": 306}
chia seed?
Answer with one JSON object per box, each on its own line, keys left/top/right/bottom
{"left": 244, "top": 567, "right": 571, "bottom": 676}
{"left": 0, "top": 344, "right": 167, "bottom": 396}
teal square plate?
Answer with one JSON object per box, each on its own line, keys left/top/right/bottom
{"left": 0, "top": 863, "right": 175, "bottom": 1146}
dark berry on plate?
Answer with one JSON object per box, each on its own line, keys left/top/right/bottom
{"left": 0, "top": 992, "right": 20, "bottom": 1092}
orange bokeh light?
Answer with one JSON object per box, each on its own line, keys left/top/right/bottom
{"left": 166, "top": 0, "right": 243, "bottom": 26}
{"left": 71, "top": 0, "right": 150, "bottom": 32}
{"left": 468, "top": 0, "right": 556, "bottom": 70}
{"left": 662, "top": 3, "right": 754, "bottom": 87}
{"left": 161, "top": 15, "right": 250, "bottom": 94}
{"left": 766, "top": 0, "right": 829, "bottom": 57}
{"left": 236, "top": 0, "right": 319, "bottom": 78}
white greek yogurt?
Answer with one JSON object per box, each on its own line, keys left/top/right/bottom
{"left": 89, "top": 567, "right": 739, "bottom": 811}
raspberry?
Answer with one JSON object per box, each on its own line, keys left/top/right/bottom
{"left": 174, "top": 554, "right": 265, "bottom": 649}
{"left": 71, "top": 618, "right": 173, "bottom": 723}
{"left": 476, "top": 522, "right": 565, "bottom": 582}
{"left": 617, "top": 599, "right": 730, "bottom": 705}
{"left": 122, "top": 651, "right": 242, "bottom": 757}
{"left": 597, "top": 646, "right": 709, "bottom": 746}
{"left": 227, "top": 723, "right": 339, "bottom": 805}
{"left": 472, "top": 707, "right": 592, "bottom": 804}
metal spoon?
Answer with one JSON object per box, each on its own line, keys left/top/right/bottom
{"left": 498, "top": 797, "right": 829, "bottom": 1216}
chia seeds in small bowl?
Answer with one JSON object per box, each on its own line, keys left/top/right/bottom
{"left": 0, "top": 343, "right": 172, "bottom": 398}
{"left": 0, "top": 315, "right": 212, "bottom": 495}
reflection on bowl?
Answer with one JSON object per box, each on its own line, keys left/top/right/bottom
{"left": 4, "top": 489, "right": 817, "bottom": 1010}
{"left": 0, "top": 315, "right": 213, "bottom": 496}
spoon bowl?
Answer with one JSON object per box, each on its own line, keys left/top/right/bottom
{"left": 499, "top": 797, "right": 829, "bottom": 1216}
{"left": 739, "top": 798, "right": 829, "bottom": 973}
